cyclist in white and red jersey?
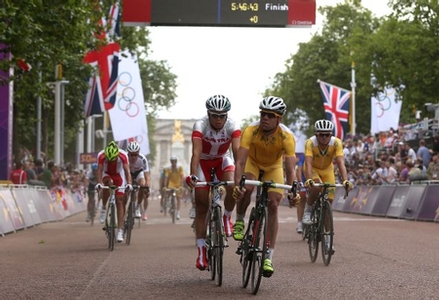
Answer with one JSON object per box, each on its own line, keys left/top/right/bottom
{"left": 126, "top": 141, "right": 150, "bottom": 221}
{"left": 186, "top": 94, "right": 241, "bottom": 270}
{"left": 96, "top": 141, "right": 133, "bottom": 243}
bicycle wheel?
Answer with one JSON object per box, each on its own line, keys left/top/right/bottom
{"left": 308, "top": 209, "right": 319, "bottom": 263}
{"left": 321, "top": 201, "right": 334, "bottom": 266}
{"left": 206, "top": 209, "right": 216, "bottom": 281}
{"left": 108, "top": 203, "right": 116, "bottom": 251}
{"left": 89, "top": 194, "right": 95, "bottom": 227}
{"left": 125, "top": 201, "right": 135, "bottom": 245}
{"left": 301, "top": 223, "right": 308, "bottom": 241}
{"left": 171, "top": 194, "right": 176, "bottom": 224}
{"left": 250, "top": 206, "right": 268, "bottom": 295}
{"left": 241, "top": 207, "right": 255, "bottom": 288}
{"left": 213, "top": 206, "right": 224, "bottom": 286}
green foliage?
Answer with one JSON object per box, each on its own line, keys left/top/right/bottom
{"left": 266, "top": 0, "right": 439, "bottom": 136}
{"left": 1, "top": 1, "right": 177, "bottom": 165}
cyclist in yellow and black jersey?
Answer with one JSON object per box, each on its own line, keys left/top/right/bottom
{"left": 302, "top": 119, "right": 353, "bottom": 252}
{"left": 163, "top": 156, "right": 185, "bottom": 220}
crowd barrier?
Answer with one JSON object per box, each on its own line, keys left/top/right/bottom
{"left": 332, "top": 182, "right": 439, "bottom": 222}
{"left": 0, "top": 185, "right": 87, "bottom": 236}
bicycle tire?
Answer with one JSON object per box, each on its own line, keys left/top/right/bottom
{"left": 108, "top": 203, "right": 116, "bottom": 251}
{"left": 125, "top": 201, "right": 135, "bottom": 245}
{"left": 241, "top": 207, "right": 255, "bottom": 288}
{"left": 308, "top": 208, "right": 319, "bottom": 263}
{"left": 206, "top": 209, "right": 216, "bottom": 281}
{"left": 214, "top": 206, "right": 224, "bottom": 286}
{"left": 250, "top": 206, "right": 268, "bottom": 295}
{"left": 171, "top": 193, "right": 176, "bottom": 224}
{"left": 89, "top": 194, "right": 95, "bottom": 227}
{"left": 321, "top": 201, "right": 334, "bottom": 266}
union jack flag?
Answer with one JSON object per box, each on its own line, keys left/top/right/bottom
{"left": 318, "top": 80, "right": 351, "bottom": 140}
{"left": 83, "top": 2, "right": 121, "bottom": 118}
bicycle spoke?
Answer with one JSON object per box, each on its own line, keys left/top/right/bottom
{"left": 241, "top": 208, "right": 255, "bottom": 288}
{"left": 251, "top": 207, "right": 267, "bottom": 295}
{"left": 321, "top": 201, "right": 334, "bottom": 266}
{"left": 308, "top": 209, "right": 319, "bottom": 262}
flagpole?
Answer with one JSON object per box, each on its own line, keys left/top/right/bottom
{"left": 350, "top": 61, "right": 356, "bottom": 136}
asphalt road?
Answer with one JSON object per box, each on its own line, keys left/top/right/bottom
{"left": 1, "top": 197, "right": 438, "bottom": 300}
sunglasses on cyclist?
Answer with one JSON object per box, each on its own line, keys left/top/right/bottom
{"left": 129, "top": 153, "right": 139, "bottom": 157}
{"left": 209, "top": 113, "right": 227, "bottom": 119}
{"left": 317, "top": 133, "right": 331, "bottom": 137}
{"left": 260, "top": 111, "right": 279, "bottom": 119}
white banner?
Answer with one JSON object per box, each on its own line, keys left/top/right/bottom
{"left": 370, "top": 87, "right": 402, "bottom": 134}
{"left": 109, "top": 50, "right": 150, "bottom": 155}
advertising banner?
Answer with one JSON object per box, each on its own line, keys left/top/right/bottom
{"left": 0, "top": 189, "right": 24, "bottom": 231}
{"left": 386, "top": 185, "right": 410, "bottom": 218}
{"left": 0, "top": 190, "right": 15, "bottom": 235}
{"left": 399, "top": 185, "right": 426, "bottom": 220}
{"left": 371, "top": 185, "right": 396, "bottom": 216}
{"left": 341, "top": 187, "right": 359, "bottom": 212}
{"left": 416, "top": 185, "right": 439, "bottom": 222}
{"left": 10, "top": 188, "right": 38, "bottom": 228}
{"left": 16, "top": 188, "right": 42, "bottom": 225}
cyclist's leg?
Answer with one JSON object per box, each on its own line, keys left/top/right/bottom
{"left": 136, "top": 175, "right": 146, "bottom": 218}
{"left": 296, "top": 189, "right": 306, "bottom": 233}
{"left": 194, "top": 187, "right": 209, "bottom": 270}
{"left": 303, "top": 168, "right": 323, "bottom": 225}
{"left": 100, "top": 176, "right": 113, "bottom": 224}
{"left": 176, "top": 190, "right": 182, "bottom": 219}
{"left": 234, "top": 159, "right": 258, "bottom": 241}
{"left": 222, "top": 170, "right": 235, "bottom": 237}
{"left": 87, "top": 190, "right": 95, "bottom": 221}
{"left": 321, "top": 170, "right": 336, "bottom": 252}
{"left": 143, "top": 189, "right": 149, "bottom": 220}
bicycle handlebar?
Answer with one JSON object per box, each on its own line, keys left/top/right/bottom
{"left": 97, "top": 185, "right": 127, "bottom": 191}
{"left": 194, "top": 180, "right": 234, "bottom": 187}
{"left": 312, "top": 182, "right": 350, "bottom": 199}
{"left": 243, "top": 179, "right": 294, "bottom": 191}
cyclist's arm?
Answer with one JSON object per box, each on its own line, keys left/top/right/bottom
{"left": 335, "top": 156, "right": 348, "bottom": 182}
{"left": 97, "top": 163, "right": 103, "bottom": 184}
{"left": 144, "top": 171, "right": 151, "bottom": 188}
{"left": 234, "top": 146, "right": 249, "bottom": 186}
{"left": 190, "top": 137, "right": 202, "bottom": 175}
{"left": 304, "top": 156, "right": 313, "bottom": 180}
{"left": 123, "top": 163, "right": 132, "bottom": 185}
{"left": 284, "top": 155, "right": 297, "bottom": 185}
{"left": 231, "top": 135, "right": 241, "bottom": 163}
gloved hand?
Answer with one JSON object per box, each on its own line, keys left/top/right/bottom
{"left": 304, "top": 178, "right": 315, "bottom": 188}
{"left": 185, "top": 175, "right": 198, "bottom": 188}
{"left": 298, "top": 182, "right": 304, "bottom": 189}
{"left": 287, "top": 192, "right": 301, "bottom": 208}
{"left": 343, "top": 180, "right": 353, "bottom": 191}
{"left": 95, "top": 183, "right": 103, "bottom": 190}
{"left": 126, "top": 184, "right": 133, "bottom": 191}
{"left": 232, "top": 185, "right": 245, "bottom": 200}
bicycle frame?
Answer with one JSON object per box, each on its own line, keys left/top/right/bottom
{"left": 306, "top": 183, "right": 348, "bottom": 265}
{"left": 238, "top": 176, "right": 297, "bottom": 295}
{"left": 163, "top": 187, "right": 182, "bottom": 224}
{"left": 194, "top": 168, "right": 233, "bottom": 287}
{"left": 99, "top": 185, "right": 126, "bottom": 251}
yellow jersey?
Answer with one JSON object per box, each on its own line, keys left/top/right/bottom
{"left": 240, "top": 122, "right": 296, "bottom": 168}
{"left": 164, "top": 166, "right": 184, "bottom": 189}
{"left": 304, "top": 136, "right": 344, "bottom": 170}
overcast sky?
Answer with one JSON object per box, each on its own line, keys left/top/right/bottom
{"left": 149, "top": 0, "right": 392, "bottom": 122}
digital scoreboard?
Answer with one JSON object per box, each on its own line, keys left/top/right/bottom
{"left": 123, "top": 0, "right": 316, "bottom": 28}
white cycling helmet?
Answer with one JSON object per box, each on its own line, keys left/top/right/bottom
{"left": 314, "top": 119, "right": 334, "bottom": 132}
{"left": 127, "top": 141, "right": 140, "bottom": 153}
{"left": 259, "top": 96, "right": 287, "bottom": 116}
{"left": 205, "top": 95, "right": 231, "bottom": 112}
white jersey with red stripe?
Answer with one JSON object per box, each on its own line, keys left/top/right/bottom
{"left": 192, "top": 115, "right": 241, "bottom": 160}
{"left": 129, "top": 153, "right": 149, "bottom": 173}
{"left": 97, "top": 149, "right": 129, "bottom": 176}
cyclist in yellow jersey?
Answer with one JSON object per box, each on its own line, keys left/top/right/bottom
{"left": 163, "top": 156, "right": 184, "bottom": 219}
{"left": 302, "top": 119, "right": 353, "bottom": 252}
{"left": 233, "top": 96, "right": 300, "bottom": 277}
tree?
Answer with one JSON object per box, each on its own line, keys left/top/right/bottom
{"left": 1, "top": 1, "right": 178, "bottom": 166}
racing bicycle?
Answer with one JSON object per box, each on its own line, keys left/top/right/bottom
{"left": 305, "top": 183, "right": 348, "bottom": 266}
{"left": 163, "top": 187, "right": 182, "bottom": 224}
{"left": 97, "top": 185, "right": 125, "bottom": 251}
{"left": 194, "top": 168, "right": 233, "bottom": 287}
{"left": 236, "top": 172, "right": 297, "bottom": 295}
{"left": 124, "top": 185, "right": 149, "bottom": 245}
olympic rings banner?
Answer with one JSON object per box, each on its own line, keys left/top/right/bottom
{"left": 370, "top": 87, "right": 402, "bottom": 134}
{"left": 109, "top": 50, "right": 150, "bottom": 155}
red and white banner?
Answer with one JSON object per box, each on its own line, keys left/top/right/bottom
{"left": 109, "top": 50, "right": 150, "bottom": 155}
